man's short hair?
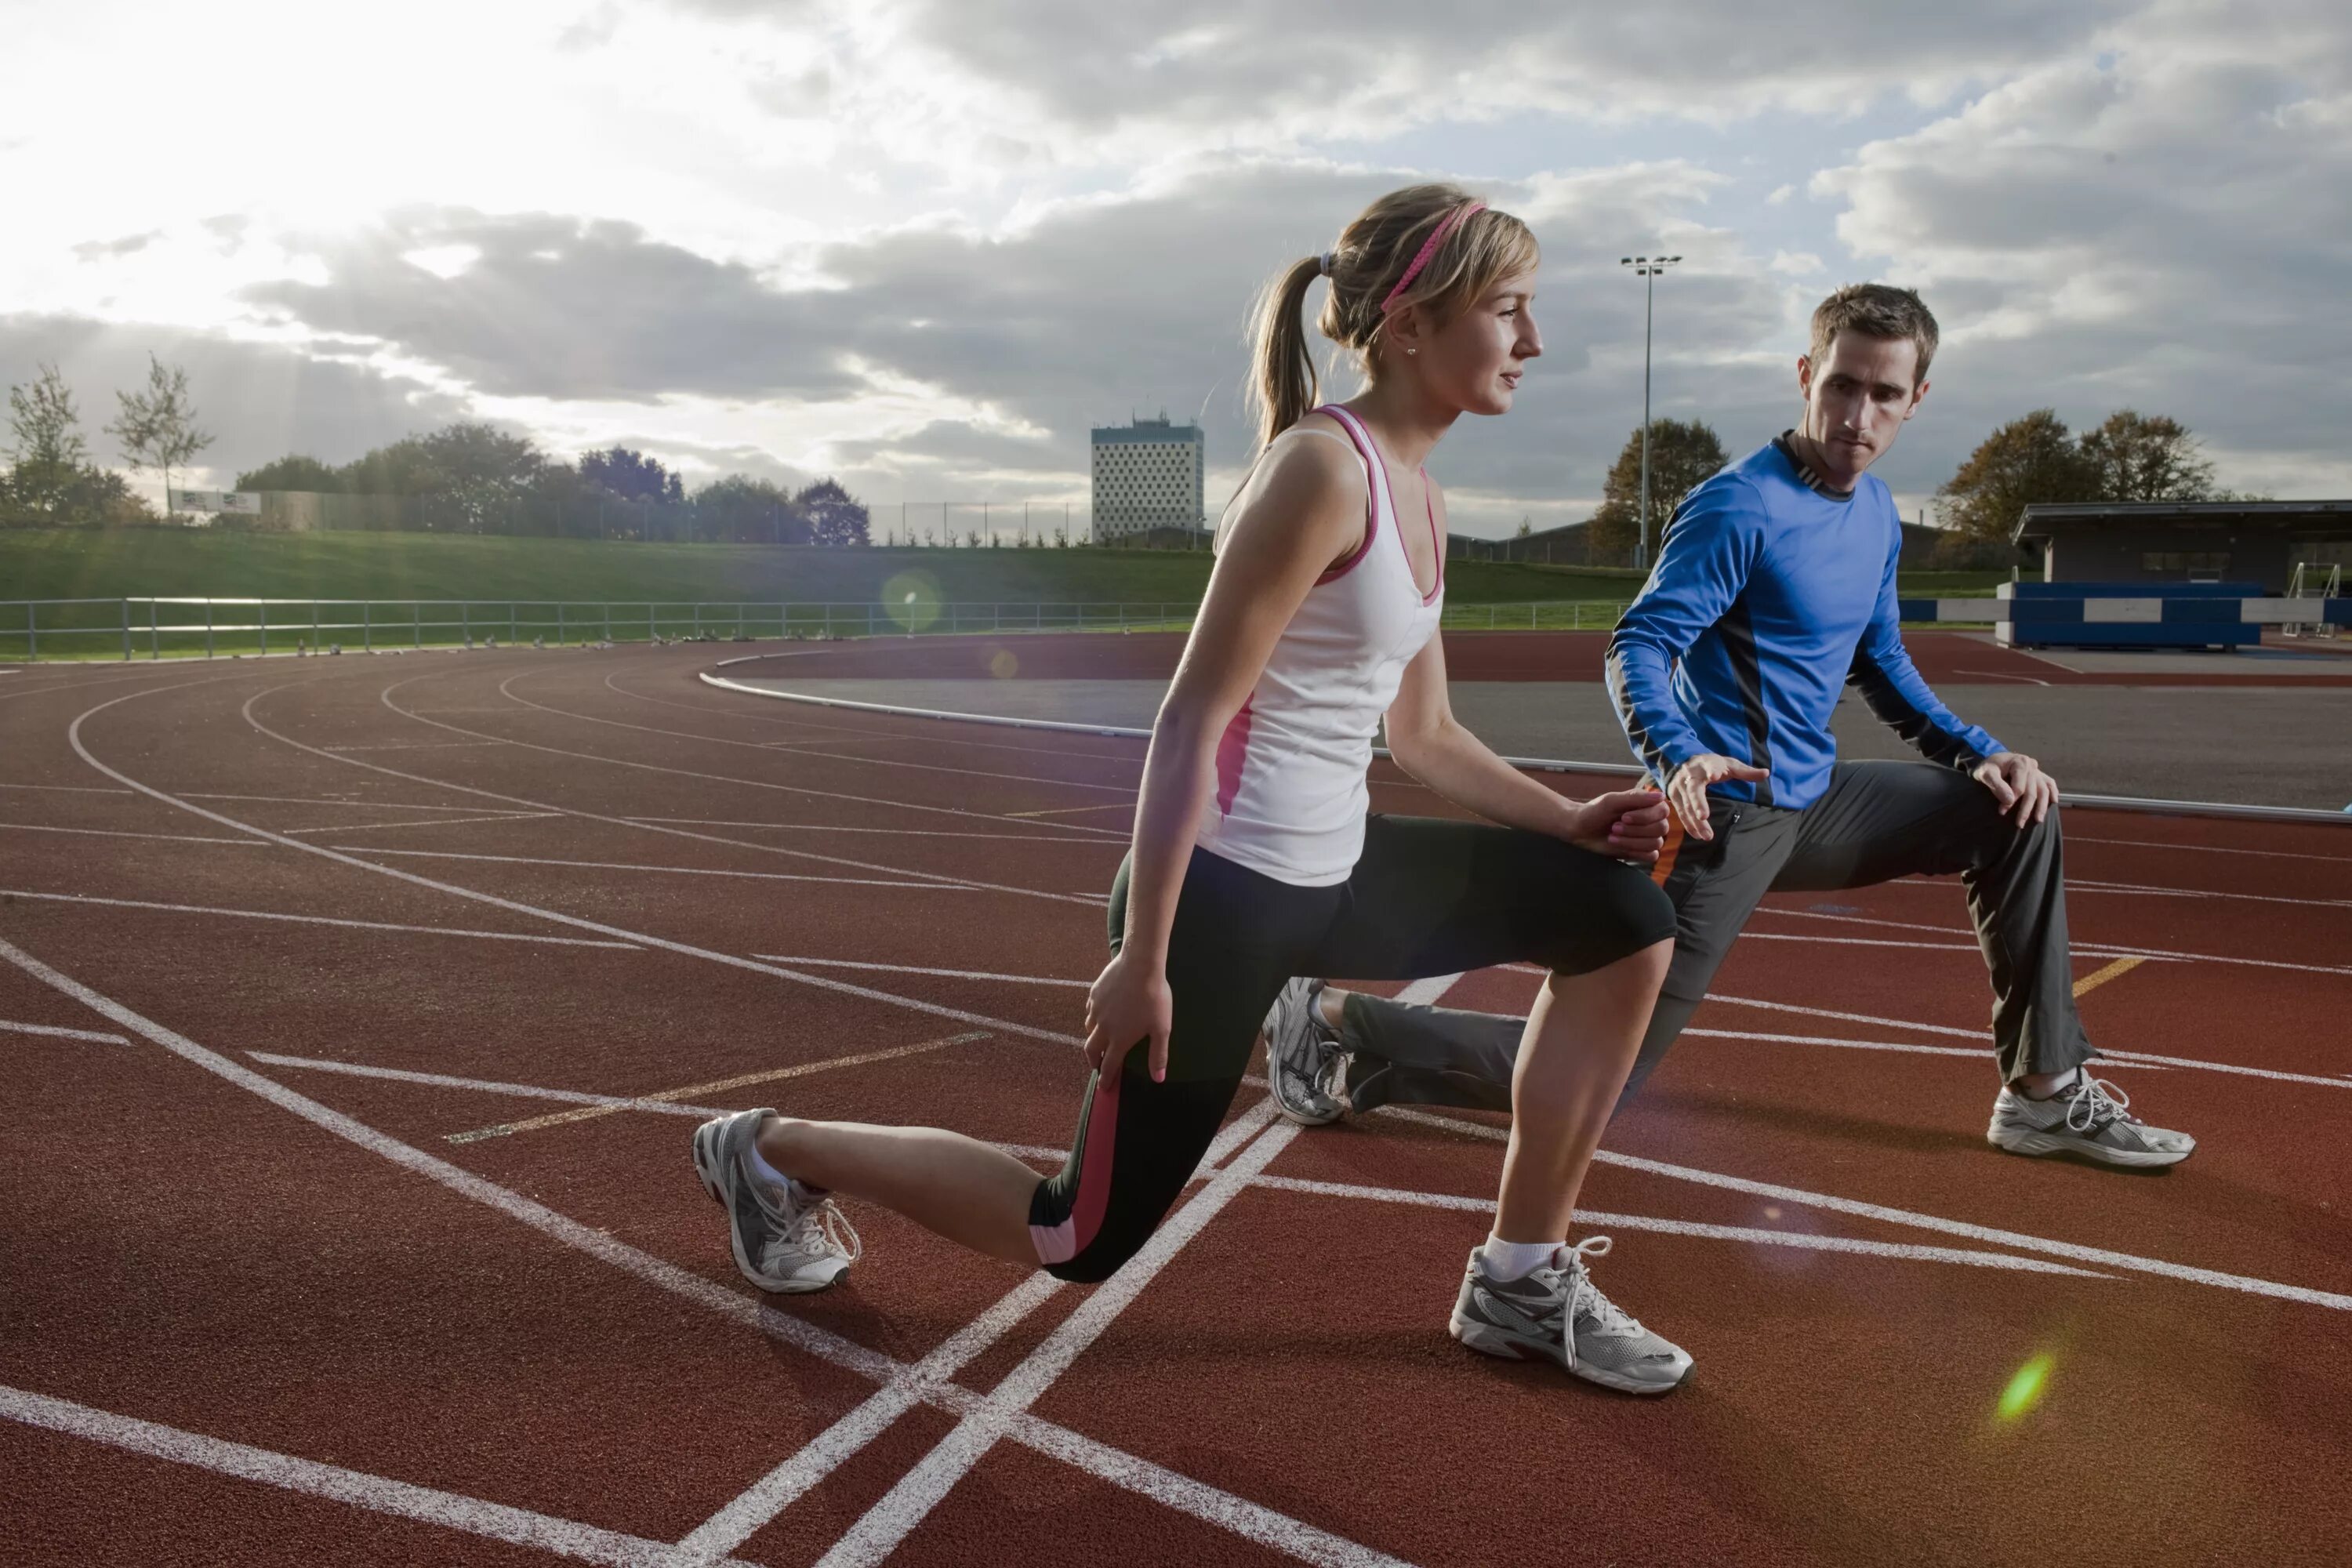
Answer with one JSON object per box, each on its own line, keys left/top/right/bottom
{"left": 1809, "top": 283, "right": 1939, "bottom": 387}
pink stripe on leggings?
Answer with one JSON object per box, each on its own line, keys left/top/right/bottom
{"left": 1029, "top": 1070, "right": 1123, "bottom": 1265}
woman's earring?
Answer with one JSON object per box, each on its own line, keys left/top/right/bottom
{"left": 1406, "top": 347, "right": 1418, "bottom": 356}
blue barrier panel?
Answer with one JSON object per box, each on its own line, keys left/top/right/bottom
{"left": 1998, "top": 582, "right": 2262, "bottom": 649}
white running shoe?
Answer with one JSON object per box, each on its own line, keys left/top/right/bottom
{"left": 1448, "top": 1237, "right": 1693, "bottom": 1396}
{"left": 1987, "top": 1073, "right": 2195, "bottom": 1168}
{"left": 691, "top": 1108, "right": 861, "bottom": 1292}
{"left": 1261, "top": 978, "right": 1345, "bottom": 1127}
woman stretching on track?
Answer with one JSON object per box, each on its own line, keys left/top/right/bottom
{"left": 693, "top": 183, "right": 1694, "bottom": 1394}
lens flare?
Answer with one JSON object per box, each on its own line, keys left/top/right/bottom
{"left": 1997, "top": 1353, "right": 2054, "bottom": 1422}
{"left": 882, "top": 572, "right": 940, "bottom": 633}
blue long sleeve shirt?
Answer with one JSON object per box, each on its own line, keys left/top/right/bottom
{"left": 1604, "top": 434, "right": 2005, "bottom": 811}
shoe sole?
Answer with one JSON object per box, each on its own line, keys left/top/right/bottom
{"left": 1270, "top": 1092, "right": 1342, "bottom": 1128}
{"left": 691, "top": 1116, "right": 844, "bottom": 1294}
{"left": 1448, "top": 1312, "right": 1690, "bottom": 1396}
{"left": 1987, "top": 1125, "right": 2192, "bottom": 1167}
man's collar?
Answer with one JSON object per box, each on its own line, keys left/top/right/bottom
{"left": 1774, "top": 430, "right": 1856, "bottom": 502}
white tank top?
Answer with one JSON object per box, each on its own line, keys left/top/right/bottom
{"left": 1194, "top": 404, "right": 1446, "bottom": 887}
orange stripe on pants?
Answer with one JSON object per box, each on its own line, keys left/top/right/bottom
{"left": 1650, "top": 810, "right": 1688, "bottom": 887}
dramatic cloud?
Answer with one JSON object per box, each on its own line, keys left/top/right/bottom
{"left": 5, "top": 0, "right": 2349, "bottom": 528}
{"left": 0, "top": 314, "right": 470, "bottom": 491}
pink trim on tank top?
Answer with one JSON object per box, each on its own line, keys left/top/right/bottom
{"left": 1308, "top": 405, "right": 1379, "bottom": 585}
{"left": 1319, "top": 405, "right": 1441, "bottom": 604}
{"left": 1214, "top": 695, "right": 1254, "bottom": 814}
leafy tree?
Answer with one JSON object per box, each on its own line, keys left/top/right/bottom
{"left": 2078, "top": 410, "right": 2216, "bottom": 503}
{"left": 580, "top": 446, "right": 685, "bottom": 505}
{"left": 695, "top": 474, "right": 811, "bottom": 544}
{"left": 105, "top": 354, "right": 212, "bottom": 518}
{"left": 334, "top": 422, "right": 543, "bottom": 532}
{"left": 236, "top": 454, "right": 343, "bottom": 492}
{"left": 1936, "top": 409, "right": 2100, "bottom": 547}
{"left": 797, "top": 477, "right": 871, "bottom": 546}
{"left": 6, "top": 361, "right": 88, "bottom": 470}
{"left": 1588, "top": 417, "right": 1727, "bottom": 561}
{"left": 3, "top": 361, "right": 95, "bottom": 521}
{"left": 339, "top": 434, "right": 447, "bottom": 498}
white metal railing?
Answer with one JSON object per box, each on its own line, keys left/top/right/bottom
{"left": 0, "top": 597, "right": 1639, "bottom": 662}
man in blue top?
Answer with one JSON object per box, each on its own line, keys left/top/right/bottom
{"left": 1261, "top": 283, "right": 2195, "bottom": 1169}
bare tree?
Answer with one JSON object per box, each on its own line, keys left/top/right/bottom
{"left": 107, "top": 354, "right": 212, "bottom": 517}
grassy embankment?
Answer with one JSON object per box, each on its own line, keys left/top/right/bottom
{"left": 0, "top": 528, "right": 2003, "bottom": 660}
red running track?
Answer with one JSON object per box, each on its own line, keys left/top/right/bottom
{"left": 1, "top": 644, "right": 2348, "bottom": 1567}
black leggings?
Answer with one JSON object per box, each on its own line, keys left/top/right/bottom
{"left": 1026, "top": 815, "right": 1675, "bottom": 1282}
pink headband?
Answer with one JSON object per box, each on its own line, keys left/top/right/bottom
{"left": 1381, "top": 201, "right": 1486, "bottom": 314}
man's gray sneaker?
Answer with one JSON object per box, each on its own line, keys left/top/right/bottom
{"left": 1261, "top": 977, "right": 1344, "bottom": 1127}
{"left": 691, "top": 1108, "right": 861, "bottom": 1293}
{"left": 1448, "top": 1236, "right": 1692, "bottom": 1396}
{"left": 1987, "top": 1073, "right": 2194, "bottom": 1168}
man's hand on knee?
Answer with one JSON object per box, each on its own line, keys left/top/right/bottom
{"left": 1971, "top": 751, "right": 2058, "bottom": 828}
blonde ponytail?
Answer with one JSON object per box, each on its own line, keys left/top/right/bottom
{"left": 1247, "top": 255, "right": 1327, "bottom": 451}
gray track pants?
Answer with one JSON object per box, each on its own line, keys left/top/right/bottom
{"left": 1337, "top": 760, "right": 2095, "bottom": 1113}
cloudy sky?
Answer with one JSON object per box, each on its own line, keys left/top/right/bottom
{"left": 5, "top": 0, "right": 2348, "bottom": 536}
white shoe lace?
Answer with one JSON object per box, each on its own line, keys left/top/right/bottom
{"left": 2062, "top": 1076, "right": 2135, "bottom": 1133}
{"left": 764, "top": 1190, "right": 862, "bottom": 1272}
{"left": 1555, "top": 1236, "right": 1646, "bottom": 1341}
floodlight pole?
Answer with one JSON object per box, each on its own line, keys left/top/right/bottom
{"left": 1620, "top": 255, "right": 1681, "bottom": 571}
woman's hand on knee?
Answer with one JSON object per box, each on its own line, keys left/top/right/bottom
{"left": 1084, "top": 951, "right": 1174, "bottom": 1083}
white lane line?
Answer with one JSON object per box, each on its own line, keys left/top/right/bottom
{"left": 1740, "top": 918, "right": 2352, "bottom": 978}
{"left": 303, "top": 681, "right": 1105, "bottom": 907}
{"left": 1370, "top": 1103, "right": 2352, "bottom": 1312}
{"left": 626, "top": 817, "right": 1115, "bottom": 844}
{"left": 499, "top": 670, "right": 1140, "bottom": 797}
{"left": 447, "top": 1032, "right": 995, "bottom": 1144}
{"left": 0, "top": 1016, "right": 130, "bottom": 1044}
{"left": 0, "top": 782, "right": 133, "bottom": 795}
{"left": 811, "top": 1116, "right": 1321, "bottom": 1568}
{"left": 614, "top": 671, "right": 1154, "bottom": 793}
{"left": 1392, "top": 972, "right": 1464, "bottom": 1007}
{"left": 751, "top": 956, "right": 1091, "bottom": 988}
{"left": 247, "top": 1053, "right": 729, "bottom": 1117}
{"left": 1450, "top": 975, "right": 2335, "bottom": 1089}
{"left": 336, "top": 847, "right": 1028, "bottom": 895}
{"left": 285, "top": 811, "right": 563, "bottom": 835}
{"left": 0, "top": 1383, "right": 751, "bottom": 1568}
{"left": 0, "top": 888, "right": 643, "bottom": 949}
{"left": 323, "top": 740, "right": 510, "bottom": 752}
{"left": 370, "top": 672, "right": 1119, "bottom": 858}
{"left": 1875, "top": 874, "right": 2352, "bottom": 913}
{"left": 680, "top": 1102, "right": 1279, "bottom": 1559}
{"left": 1707, "top": 991, "right": 1989, "bottom": 1041}
{"left": 1679, "top": 1026, "right": 2165, "bottom": 1069}
{"left": 677, "top": 1272, "right": 1067, "bottom": 1559}
{"left": 186, "top": 792, "right": 550, "bottom": 814}
{"left": 1245, "top": 1174, "right": 2112, "bottom": 1280}
{"left": 4, "top": 927, "right": 1382, "bottom": 1568}
{"left": 2067, "top": 877, "right": 2352, "bottom": 912}
{"left": 2071, "top": 834, "right": 2352, "bottom": 866}
{"left": 2089, "top": 1048, "right": 2352, "bottom": 1090}
{"left": 0, "top": 821, "right": 267, "bottom": 847}
{"left": 79, "top": 691, "right": 1111, "bottom": 1065}
{"left": 254, "top": 1052, "right": 1078, "bottom": 1161}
